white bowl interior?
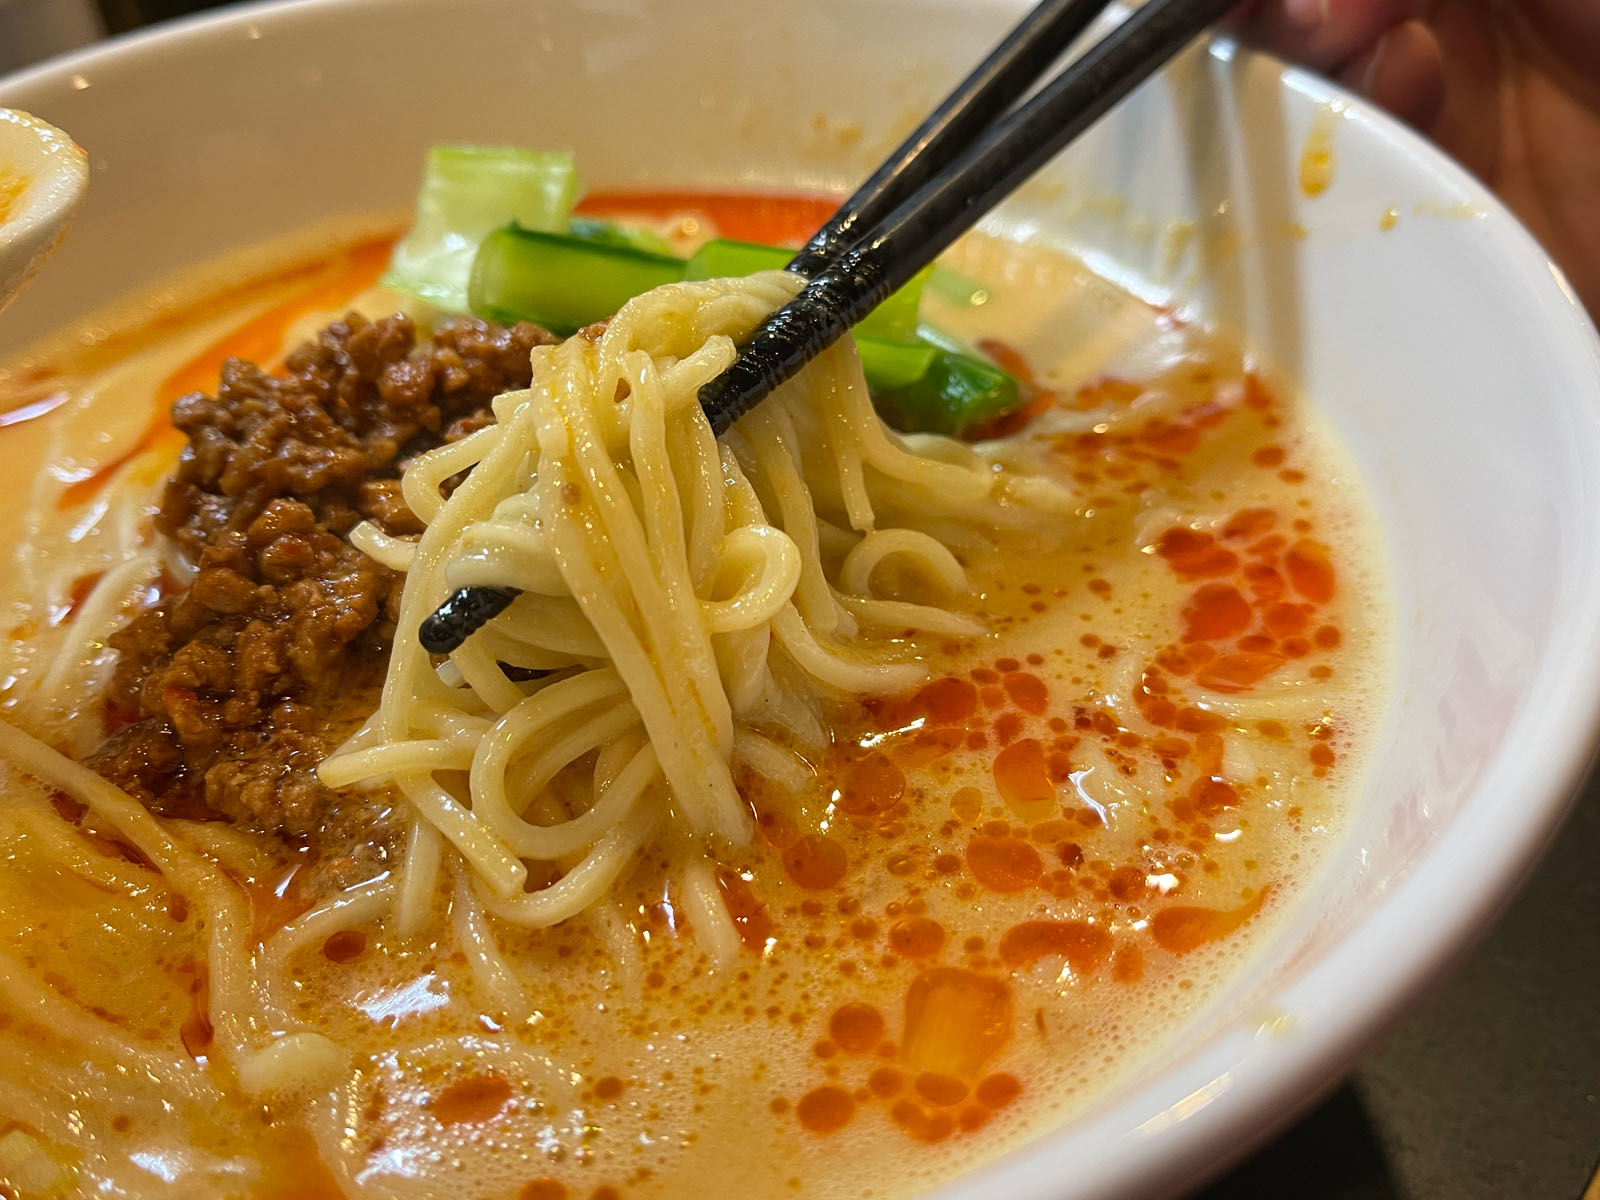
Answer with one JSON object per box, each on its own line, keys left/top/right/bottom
{"left": 4, "top": 2, "right": 1599, "bottom": 1197}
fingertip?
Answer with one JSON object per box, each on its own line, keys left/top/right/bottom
{"left": 1219, "top": 2, "right": 1267, "bottom": 34}
{"left": 1337, "top": 19, "right": 1446, "bottom": 131}
{"left": 1242, "top": 0, "right": 1406, "bottom": 71}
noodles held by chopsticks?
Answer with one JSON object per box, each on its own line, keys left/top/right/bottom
{"left": 321, "top": 271, "right": 1072, "bottom": 951}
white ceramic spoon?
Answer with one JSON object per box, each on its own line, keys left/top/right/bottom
{"left": 0, "top": 108, "right": 88, "bottom": 315}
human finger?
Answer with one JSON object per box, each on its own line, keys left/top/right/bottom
{"left": 1336, "top": 17, "right": 1447, "bottom": 129}
{"left": 1234, "top": 0, "right": 1410, "bottom": 71}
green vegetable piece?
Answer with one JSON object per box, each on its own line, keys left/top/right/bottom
{"left": 385, "top": 145, "right": 581, "bottom": 312}
{"left": 451, "top": 195, "right": 1014, "bottom": 434}
{"left": 854, "top": 336, "right": 939, "bottom": 392}
{"left": 682, "top": 238, "right": 789, "bottom": 280}
{"left": 863, "top": 339, "right": 1020, "bottom": 438}
{"left": 926, "top": 264, "right": 992, "bottom": 309}
{"left": 684, "top": 238, "right": 932, "bottom": 343}
{"left": 468, "top": 226, "right": 686, "bottom": 335}
{"left": 568, "top": 216, "right": 677, "bottom": 257}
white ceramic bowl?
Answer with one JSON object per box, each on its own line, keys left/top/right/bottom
{"left": 0, "top": 107, "right": 87, "bottom": 314}
{"left": 3, "top": 3, "right": 1599, "bottom": 1197}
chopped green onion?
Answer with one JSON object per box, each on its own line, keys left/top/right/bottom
{"left": 684, "top": 238, "right": 932, "bottom": 343}
{"left": 468, "top": 226, "right": 684, "bottom": 334}
{"left": 385, "top": 146, "right": 581, "bottom": 312}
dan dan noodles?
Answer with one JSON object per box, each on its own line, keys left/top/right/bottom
{"left": 0, "top": 162, "right": 1388, "bottom": 1200}
{"left": 324, "top": 269, "right": 1073, "bottom": 957}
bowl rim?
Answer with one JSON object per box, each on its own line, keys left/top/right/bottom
{"left": 936, "top": 40, "right": 1600, "bottom": 1200}
{"left": 4, "top": 4, "right": 1600, "bottom": 1200}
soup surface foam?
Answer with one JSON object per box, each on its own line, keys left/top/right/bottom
{"left": 0, "top": 194, "right": 1388, "bottom": 1200}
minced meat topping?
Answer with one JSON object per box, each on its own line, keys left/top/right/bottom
{"left": 89, "top": 312, "right": 553, "bottom": 842}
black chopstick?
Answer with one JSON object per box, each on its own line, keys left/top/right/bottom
{"left": 418, "top": 0, "right": 1231, "bottom": 655}
{"left": 420, "top": 584, "right": 520, "bottom": 654}
{"left": 698, "top": 0, "right": 1236, "bottom": 436}
{"left": 787, "top": 0, "right": 1115, "bottom": 279}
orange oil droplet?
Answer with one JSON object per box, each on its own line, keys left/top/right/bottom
{"left": 1189, "top": 776, "right": 1241, "bottom": 818}
{"left": 1243, "top": 373, "right": 1276, "bottom": 411}
{"left": 869, "top": 1066, "right": 904, "bottom": 1097}
{"left": 1243, "top": 562, "right": 1286, "bottom": 602}
{"left": 1195, "top": 652, "right": 1285, "bottom": 693}
{"left": 1112, "top": 944, "right": 1145, "bottom": 982}
{"left": 1108, "top": 865, "right": 1147, "bottom": 900}
{"left": 888, "top": 916, "right": 947, "bottom": 959}
{"left": 891, "top": 1099, "right": 956, "bottom": 1144}
{"left": 1194, "top": 732, "right": 1225, "bottom": 776}
{"left": 950, "top": 786, "right": 985, "bottom": 825}
{"left": 796, "top": 1085, "right": 856, "bottom": 1134}
{"left": 432, "top": 1075, "right": 513, "bottom": 1125}
{"left": 1150, "top": 735, "right": 1191, "bottom": 760}
{"left": 518, "top": 1180, "right": 568, "bottom": 1200}
{"left": 991, "top": 739, "right": 1057, "bottom": 823}
{"left": 965, "top": 834, "right": 1043, "bottom": 893}
{"left": 1153, "top": 528, "right": 1239, "bottom": 580}
{"left": 836, "top": 753, "right": 906, "bottom": 816}
{"left": 1182, "top": 584, "right": 1252, "bottom": 642}
{"left": 714, "top": 867, "right": 774, "bottom": 949}
{"left": 829, "top": 1003, "right": 886, "bottom": 1054}
{"left": 1151, "top": 886, "right": 1271, "bottom": 955}
{"left": 914, "top": 1072, "right": 969, "bottom": 1107}
{"left": 917, "top": 676, "right": 980, "bottom": 724}
{"left": 959, "top": 1105, "right": 991, "bottom": 1133}
{"left": 974, "top": 1073, "right": 1022, "bottom": 1109}
{"left": 1069, "top": 376, "right": 1143, "bottom": 411}
{"left": 996, "top": 921, "right": 1113, "bottom": 975}
{"left": 253, "top": 1126, "right": 346, "bottom": 1200}
{"left": 754, "top": 808, "right": 799, "bottom": 849}
{"left": 1175, "top": 706, "right": 1225, "bottom": 734}
{"left": 1001, "top": 671, "right": 1049, "bottom": 714}
{"left": 975, "top": 338, "right": 1037, "bottom": 386}
{"left": 244, "top": 864, "right": 315, "bottom": 945}
{"left": 781, "top": 834, "right": 848, "bottom": 890}
{"left": 1284, "top": 538, "right": 1336, "bottom": 604}
{"left": 1223, "top": 507, "right": 1278, "bottom": 541}
{"left": 902, "top": 968, "right": 1013, "bottom": 1078}
{"left": 179, "top": 968, "right": 214, "bottom": 1060}
{"left": 48, "top": 570, "right": 104, "bottom": 627}
{"left": 894, "top": 725, "right": 966, "bottom": 767}
{"left": 322, "top": 929, "right": 366, "bottom": 962}
{"left": 1262, "top": 602, "right": 1310, "bottom": 638}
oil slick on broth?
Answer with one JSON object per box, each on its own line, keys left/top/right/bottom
{"left": 0, "top": 194, "right": 1388, "bottom": 1200}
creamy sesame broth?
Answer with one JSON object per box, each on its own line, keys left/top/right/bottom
{"left": 0, "top": 194, "right": 1386, "bottom": 1200}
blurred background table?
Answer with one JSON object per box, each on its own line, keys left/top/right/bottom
{"left": 3, "top": 2, "right": 1597, "bottom": 1195}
